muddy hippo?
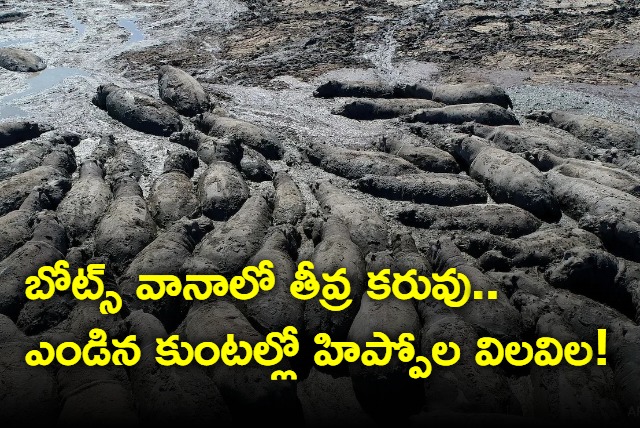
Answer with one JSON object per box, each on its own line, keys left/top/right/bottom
{"left": 273, "top": 171, "right": 305, "bottom": 225}
{"left": 454, "top": 135, "right": 561, "bottom": 222}
{"left": 462, "top": 122, "right": 594, "bottom": 159}
{"left": 170, "top": 129, "right": 242, "bottom": 166}
{"left": 0, "top": 11, "right": 28, "bottom": 23}
{"left": 395, "top": 82, "right": 513, "bottom": 109}
{"left": 527, "top": 149, "right": 640, "bottom": 197}
{"left": 193, "top": 113, "right": 284, "bottom": 159}
{"left": 314, "top": 80, "right": 395, "bottom": 98}
{"left": 0, "top": 145, "right": 75, "bottom": 216}
{"left": 125, "top": 311, "right": 231, "bottom": 425}
{"left": 0, "top": 131, "right": 79, "bottom": 181}
{"left": 0, "top": 121, "right": 52, "bottom": 149}
{"left": 306, "top": 142, "right": 420, "bottom": 179}
{"left": 119, "top": 217, "right": 212, "bottom": 330}
{"left": 178, "top": 300, "right": 303, "bottom": 426}
{"left": 56, "top": 160, "right": 112, "bottom": 244}
{"left": 306, "top": 216, "right": 366, "bottom": 341}
{"left": 356, "top": 173, "right": 487, "bottom": 205}
{"left": 183, "top": 194, "right": 272, "bottom": 276}
{"left": 313, "top": 180, "right": 388, "bottom": 254}
{"left": 240, "top": 145, "right": 273, "bottom": 181}
{"left": 148, "top": 151, "right": 199, "bottom": 229}
{"left": 0, "top": 211, "right": 68, "bottom": 320}
{"left": 406, "top": 103, "right": 519, "bottom": 126}
{"left": 158, "top": 65, "right": 212, "bottom": 116}
{"left": 373, "top": 132, "right": 460, "bottom": 173}
{"left": 242, "top": 225, "right": 303, "bottom": 333}
{"left": 0, "top": 180, "right": 70, "bottom": 262}
{"left": 92, "top": 84, "right": 182, "bottom": 136}
{"left": 94, "top": 177, "right": 157, "bottom": 275}
{"left": 527, "top": 110, "right": 640, "bottom": 152}
{"left": 398, "top": 203, "right": 542, "bottom": 238}
{"left": 333, "top": 98, "right": 443, "bottom": 120}
{"left": 0, "top": 48, "right": 46, "bottom": 72}
{"left": 197, "top": 160, "right": 249, "bottom": 221}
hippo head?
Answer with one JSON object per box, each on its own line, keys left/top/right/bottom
{"left": 524, "top": 110, "right": 552, "bottom": 124}
{"left": 453, "top": 135, "right": 489, "bottom": 166}
{"left": 396, "top": 208, "right": 418, "bottom": 225}
{"left": 79, "top": 160, "right": 105, "bottom": 179}
{"left": 313, "top": 80, "right": 342, "bottom": 98}
{"left": 41, "top": 145, "right": 77, "bottom": 174}
{"left": 163, "top": 150, "right": 199, "bottom": 177}
{"left": 158, "top": 64, "right": 173, "bottom": 75}
{"left": 395, "top": 83, "right": 434, "bottom": 100}
{"left": 354, "top": 175, "right": 374, "bottom": 192}
{"left": 190, "top": 113, "right": 208, "bottom": 131}
{"left": 50, "top": 131, "right": 82, "bottom": 147}
{"left": 22, "top": 121, "right": 54, "bottom": 135}
{"left": 92, "top": 84, "right": 120, "bottom": 109}
{"left": 20, "top": 179, "right": 71, "bottom": 212}
{"left": 31, "top": 210, "right": 69, "bottom": 255}
{"left": 300, "top": 210, "right": 325, "bottom": 245}
{"left": 524, "top": 149, "right": 558, "bottom": 172}
{"left": 168, "top": 130, "right": 200, "bottom": 150}
{"left": 39, "top": 179, "right": 72, "bottom": 208}
{"left": 265, "top": 224, "right": 301, "bottom": 258}
{"left": 113, "top": 176, "right": 143, "bottom": 199}
{"left": 391, "top": 232, "right": 419, "bottom": 254}
{"left": 173, "top": 216, "right": 214, "bottom": 245}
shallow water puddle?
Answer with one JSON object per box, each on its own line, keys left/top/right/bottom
{"left": 0, "top": 104, "right": 28, "bottom": 119}
{"left": 0, "top": 67, "right": 88, "bottom": 119}
{"left": 0, "top": 38, "right": 36, "bottom": 48}
{"left": 64, "top": 8, "right": 87, "bottom": 40}
{"left": 118, "top": 18, "right": 144, "bottom": 44}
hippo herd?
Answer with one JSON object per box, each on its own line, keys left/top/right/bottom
{"left": 2, "top": 61, "right": 640, "bottom": 426}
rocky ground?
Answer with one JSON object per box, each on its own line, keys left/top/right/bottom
{"left": 1, "top": 0, "right": 640, "bottom": 426}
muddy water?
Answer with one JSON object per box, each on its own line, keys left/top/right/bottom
{"left": 118, "top": 18, "right": 144, "bottom": 44}
{"left": 0, "top": 67, "right": 88, "bottom": 119}
{"left": 64, "top": 8, "right": 87, "bottom": 42}
{"left": 0, "top": 104, "right": 28, "bottom": 118}
{"left": 0, "top": 6, "right": 90, "bottom": 119}
{"left": 0, "top": 5, "right": 146, "bottom": 121}
{"left": 0, "top": 38, "right": 35, "bottom": 48}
